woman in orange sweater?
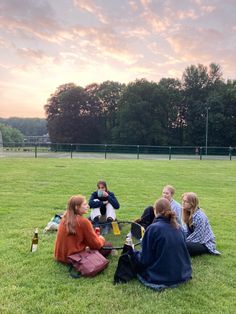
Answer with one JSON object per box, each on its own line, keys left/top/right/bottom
{"left": 54, "top": 195, "right": 106, "bottom": 264}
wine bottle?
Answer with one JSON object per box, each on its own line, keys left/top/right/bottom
{"left": 31, "top": 228, "right": 38, "bottom": 252}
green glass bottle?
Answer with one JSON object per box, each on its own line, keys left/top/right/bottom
{"left": 31, "top": 228, "right": 38, "bottom": 252}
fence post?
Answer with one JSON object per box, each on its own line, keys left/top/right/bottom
{"left": 169, "top": 146, "right": 171, "bottom": 160}
{"left": 35, "top": 144, "right": 37, "bottom": 158}
{"left": 105, "top": 144, "right": 107, "bottom": 159}
{"left": 229, "top": 146, "right": 232, "bottom": 161}
{"left": 70, "top": 144, "right": 73, "bottom": 159}
{"left": 200, "top": 147, "right": 202, "bottom": 160}
{"left": 137, "top": 145, "right": 140, "bottom": 159}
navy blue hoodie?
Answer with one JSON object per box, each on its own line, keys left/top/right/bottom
{"left": 89, "top": 191, "right": 119, "bottom": 215}
{"left": 133, "top": 216, "right": 192, "bottom": 286}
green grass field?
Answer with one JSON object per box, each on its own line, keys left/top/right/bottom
{"left": 0, "top": 158, "right": 235, "bottom": 314}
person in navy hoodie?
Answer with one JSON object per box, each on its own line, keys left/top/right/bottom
{"left": 132, "top": 198, "right": 192, "bottom": 291}
{"left": 89, "top": 180, "right": 120, "bottom": 229}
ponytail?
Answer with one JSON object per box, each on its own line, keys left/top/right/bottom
{"left": 154, "top": 198, "right": 179, "bottom": 229}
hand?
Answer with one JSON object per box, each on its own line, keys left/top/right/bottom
{"left": 103, "top": 191, "right": 108, "bottom": 197}
{"left": 103, "top": 201, "right": 108, "bottom": 204}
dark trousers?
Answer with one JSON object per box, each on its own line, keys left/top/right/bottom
{"left": 186, "top": 241, "right": 209, "bottom": 256}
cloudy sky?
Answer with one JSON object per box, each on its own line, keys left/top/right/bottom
{"left": 0, "top": 0, "right": 236, "bottom": 118}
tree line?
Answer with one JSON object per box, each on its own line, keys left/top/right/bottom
{"left": 44, "top": 63, "right": 236, "bottom": 147}
{"left": 0, "top": 118, "right": 47, "bottom": 144}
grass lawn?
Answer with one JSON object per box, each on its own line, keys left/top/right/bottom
{"left": 0, "top": 158, "right": 235, "bottom": 314}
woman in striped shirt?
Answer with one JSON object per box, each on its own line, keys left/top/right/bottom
{"left": 182, "top": 192, "right": 220, "bottom": 256}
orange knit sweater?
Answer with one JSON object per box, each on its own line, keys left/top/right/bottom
{"left": 54, "top": 215, "right": 105, "bottom": 263}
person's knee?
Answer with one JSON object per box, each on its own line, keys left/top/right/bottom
{"left": 93, "top": 215, "right": 101, "bottom": 223}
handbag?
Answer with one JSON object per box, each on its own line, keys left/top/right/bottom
{"left": 67, "top": 250, "right": 109, "bottom": 277}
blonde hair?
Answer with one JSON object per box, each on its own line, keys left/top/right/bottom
{"left": 64, "top": 195, "right": 86, "bottom": 234}
{"left": 182, "top": 192, "right": 199, "bottom": 227}
{"left": 154, "top": 197, "right": 178, "bottom": 228}
{"left": 163, "top": 185, "right": 175, "bottom": 196}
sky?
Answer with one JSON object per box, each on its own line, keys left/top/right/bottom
{"left": 0, "top": 0, "right": 236, "bottom": 118}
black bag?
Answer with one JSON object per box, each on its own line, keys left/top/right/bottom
{"left": 114, "top": 252, "right": 137, "bottom": 284}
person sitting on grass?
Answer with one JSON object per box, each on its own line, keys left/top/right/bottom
{"left": 54, "top": 195, "right": 110, "bottom": 264}
{"left": 89, "top": 180, "right": 120, "bottom": 234}
{"left": 131, "top": 198, "right": 192, "bottom": 291}
{"left": 136, "top": 184, "right": 182, "bottom": 229}
{"left": 182, "top": 192, "right": 221, "bottom": 256}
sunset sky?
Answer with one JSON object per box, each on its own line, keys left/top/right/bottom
{"left": 0, "top": 0, "right": 236, "bottom": 118}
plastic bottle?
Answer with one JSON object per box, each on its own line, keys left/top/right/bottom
{"left": 125, "top": 235, "right": 133, "bottom": 247}
{"left": 122, "top": 235, "right": 133, "bottom": 254}
{"left": 52, "top": 214, "right": 62, "bottom": 224}
{"left": 31, "top": 228, "right": 38, "bottom": 252}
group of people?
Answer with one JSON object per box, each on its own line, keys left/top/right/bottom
{"left": 54, "top": 181, "right": 220, "bottom": 291}
{"left": 136, "top": 185, "right": 220, "bottom": 257}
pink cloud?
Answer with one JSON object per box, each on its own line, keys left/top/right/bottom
{"left": 162, "top": 22, "right": 235, "bottom": 78}
{"left": 121, "top": 27, "right": 150, "bottom": 39}
{"left": 0, "top": 15, "right": 74, "bottom": 44}
{"left": 166, "top": 27, "right": 225, "bottom": 62}
{"left": 0, "top": 37, "right": 10, "bottom": 48}
{"left": 72, "top": 26, "right": 142, "bottom": 64}
{"left": 16, "top": 48, "right": 47, "bottom": 60}
{"left": 128, "top": 0, "right": 139, "bottom": 12}
{"left": 73, "top": 0, "right": 109, "bottom": 24}
{"left": 200, "top": 5, "right": 216, "bottom": 14}
{"left": 142, "top": 11, "right": 170, "bottom": 32}
{"left": 175, "top": 9, "right": 198, "bottom": 20}
{"left": 0, "top": 0, "right": 71, "bottom": 44}
{"left": 140, "top": 0, "right": 152, "bottom": 10}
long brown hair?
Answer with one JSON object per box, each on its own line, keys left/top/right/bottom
{"left": 97, "top": 180, "right": 108, "bottom": 191}
{"left": 64, "top": 195, "right": 86, "bottom": 235}
{"left": 154, "top": 198, "right": 179, "bottom": 228}
{"left": 182, "top": 192, "right": 199, "bottom": 228}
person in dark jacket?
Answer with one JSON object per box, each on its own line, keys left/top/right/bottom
{"left": 89, "top": 180, "right": 120, "bottom": 225}
{"left": 132, "top": 198, "right": 192, "bottom": 291}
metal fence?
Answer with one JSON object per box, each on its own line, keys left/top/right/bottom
{"left": 0, "top": 142, "right": 235, "bottom": 160}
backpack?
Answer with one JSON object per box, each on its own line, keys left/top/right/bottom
{"left": 114, "top": 252, "right": 137, "bottom": 284}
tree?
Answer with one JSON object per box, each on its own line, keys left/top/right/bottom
{"left": 45, "top": 83, "right": 103, "bottom": 143}
{"left": 0, "top": 124, "right": 24, "bottom": 144}
{"left": 113, "top": 79, "right": 169, "bottom": 145}
{"left": 220, "top": 80, "right": 236, "bottom": 146}
{"left": 84, "top": 81, "right": 125, "bottom": 143}
{"left": 157, "top": 78, "right": 183, "bottom": 145}
{"left": 0, "top": 118, "right": 47, "bottom": 136}
{"left": 43, "top": 63, "right": 234, "bottom": 147}
{"left": 181, "top": 63, "right": 224, "bottom": 145}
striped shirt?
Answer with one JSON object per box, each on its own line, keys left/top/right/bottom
{"left": 170, "top": 199, "right": 182, "bottom": 225}
{"left": 184, "top": 208, "right": 220, "bottom": 255}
